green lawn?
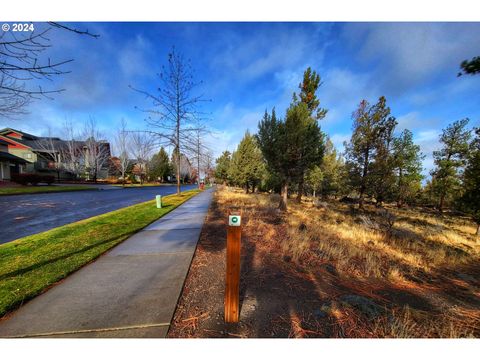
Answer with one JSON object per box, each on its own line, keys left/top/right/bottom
{"left": 111, "top": 183, "right": 189, "bottom": 187}
{"left": 0, "top": 189, "right": 201, "bottom": 317}
{"left": 0, "top": 185, "right": 96, "bottom": 196}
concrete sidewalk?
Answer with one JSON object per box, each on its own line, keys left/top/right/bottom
{"left": 0, "top": 188, "right": 214, "bottom": 338}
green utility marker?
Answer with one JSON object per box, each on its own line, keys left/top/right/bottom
{"left": 228, "top": 215, "right": 241, "bottom": 226}
{"left": 156, "top": 195, "right": 162, "bottom": 208}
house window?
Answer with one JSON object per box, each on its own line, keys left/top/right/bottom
{"left": 24, "top": 153, "right": 32, "bottom": 159}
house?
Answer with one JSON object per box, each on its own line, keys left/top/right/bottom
{"left": 0, "top": 128, "right": 112, "bottom": 181}
{"left": 0, "top": 138, "right": 27, "bottom": 181}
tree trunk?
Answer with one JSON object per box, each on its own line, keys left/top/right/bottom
{"left": 476, "top": 223, "right": 480, "bottom": 236}
{"left": 313, "top": 189, "right": 316, "bottom": 198}
{"left": 296, "top": 178, "right": 304, "bottom": 203}
{"left": 176, "top": 113, "right": 181, "bottom": 195}
{"left": 279, "top": 182, "right": 288, "bottom": 211}
{"left": 358, "top": 186, "right": 365, "bottom": 209}
{"left": 359, "top": 147, "right": 369, "bottom": 209}
{"left": 245, "top": 182, "right": 249, "bottom": 194}
{"left": 438, "top": 193, "right": 445, "bottom": 212}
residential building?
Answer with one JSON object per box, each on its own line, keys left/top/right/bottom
{"left": 0, "top": 128, "right": 112, "bottom": 181}
{"left": 0, "top": 138, "right": 27, "bottom": 181}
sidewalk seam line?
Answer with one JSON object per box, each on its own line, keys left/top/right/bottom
{"left": 111, "top": 251, "right": 195, "bottom": 256}
{"left": 3, "top": 322, "right": 171, "bottom": 338}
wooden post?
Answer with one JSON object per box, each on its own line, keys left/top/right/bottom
{"left": 225, "top": 214, "right": 241, "bottom": 323}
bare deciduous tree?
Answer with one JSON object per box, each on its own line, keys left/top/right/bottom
{"left": 182, "top": 123, "right": 212, "bottom": 187}
{"left": 83, "top": 117, "right": 110, "bottom": 183}
{"left": 34, "top": 128, "right": 63, "bottom": 181}
{"left": 114, "top": 119, "right": 130, "bottom": 187}
{"left": 129, "top": 132, "right": 154, "bottom": 185}
{"left": 62, "top": 119, "right": 81, "bottom": 179}
{"left": 130, "top": 47, "right": 208, "bottom": 194}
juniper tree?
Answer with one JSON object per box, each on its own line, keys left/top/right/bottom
{"left": 229, "top": 131, "right": 264, "bottom": 193}
{"left": 431, "top": 118, "right": 471, "bottom": 212}
{"left": 370, "top": 114, "right": 397, "bottom": 206}
{"left": 215, "top": 150, "right": 232, "bottom": 185}
{"left": 459, "top": 128, "right": 480, "bottom": 236}
{"left": 256, "top": 109, "right": 286, "bottom": 196}
{"left": 305, "top": 138, "right": 344, "bottom": 199}
{"left": 257, "top": 101, "right": 324, "bottom": 210}
{"left": 392, "top": 129, "right": 424, "bottom": 207}
{"left": 305, "top": 165, "right": 323, "bottom": 198}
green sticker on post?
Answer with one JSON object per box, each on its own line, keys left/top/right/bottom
{"left": 229, "top": 215, "right": 241, "bottom": 226}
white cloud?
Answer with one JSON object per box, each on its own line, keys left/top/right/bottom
{"left": 118, "top": 34, "right": 152, "bottom": 77}
{"left": 207, "top": 102, "right": 265, "bottom": 158}
{"left": 315, "top": 67, "right": 382, "bottom": 140}
{"left": 210, "top": 24, "right": 330, "bottom": 94}
{"left": 343, "top": 23, "right": 480, "bottom": 95}
{"left": 395, "top": 111, "right": 442, "bottom": 133}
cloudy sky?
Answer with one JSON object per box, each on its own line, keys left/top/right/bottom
{"left": 1, "top": 22, "right": 479, "bottom": 176}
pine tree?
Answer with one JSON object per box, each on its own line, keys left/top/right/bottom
{"left": 431, "top": 118, "right": 471, "bottom": 211}
{"left": 293, "top": 67, "right": 327, "bottom": 202}
{"left": 392, "top": 129, "right": 424, "bottom": 207}
{"left": 459, "top": 128, "right": 480, "bottom": 236}
{"left": 148, "top": 147, "right": 172, "bottom": 182}
{"left": 458, "top": 56, "right": 480, "bottom": 76}
{"left": 344, "top": 96, "right": 393, "bottom": 208}
{"left": 214, "top": 151, "right": 232, "bottom": 185}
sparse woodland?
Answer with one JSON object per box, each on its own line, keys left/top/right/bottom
{"left": 215, "top": 67, "right": 480, "bottom": 237}
{"left": 168, "top": 67, "right": 480, "bottom": 338}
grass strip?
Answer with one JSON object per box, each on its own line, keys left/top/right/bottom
{"left": 0, "top": 186, "right": 97, "bottom": 196}
{"left": 0, "top": 189, "right": 201, "bottom": 317}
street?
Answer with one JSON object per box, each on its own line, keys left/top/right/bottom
{"left": 0, "top": 185, "right": 197, "bottom": 244}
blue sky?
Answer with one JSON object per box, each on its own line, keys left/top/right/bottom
{"left": 1, "top": 22, "right": 480, "bottom": 176}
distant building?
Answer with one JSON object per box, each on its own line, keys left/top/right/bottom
{"left": 0, "top": 128, "right": 112, "bottom": 181}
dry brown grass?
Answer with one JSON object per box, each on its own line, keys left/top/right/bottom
{"left": 213, "top": 186, "right": 480, "bottom": 337}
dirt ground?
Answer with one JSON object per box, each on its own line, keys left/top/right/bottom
{"left": 168, "top": 189, "right": 480, "bottom": 338}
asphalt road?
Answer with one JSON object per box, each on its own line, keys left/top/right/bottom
{"left": 0, "top": 185, "right": 197, "bottom": 244}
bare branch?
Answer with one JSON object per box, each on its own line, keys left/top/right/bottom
{"left": 47, "top": 22, "right": 100, "bottom": 39}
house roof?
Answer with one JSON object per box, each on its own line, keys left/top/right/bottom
{"left": 0, "top": 134, "right": 30, "bottom": 149}
{"left": 0, "top": 128, "right": 38, "bottom": 140}
{"left": 0, "top": 128, "right": 112, "bottom": 156}
{"left": 0, "top": 151, "right": 27, "bottom": 164}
